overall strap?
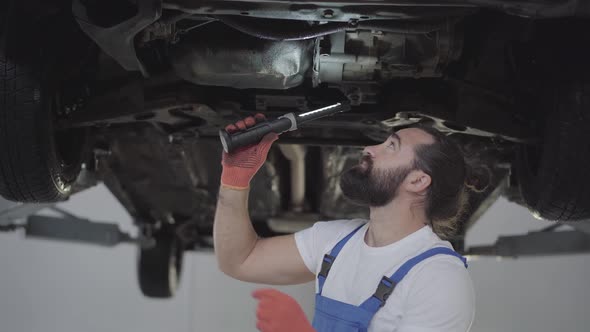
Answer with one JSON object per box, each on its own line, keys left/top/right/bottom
{"left": 360, "top": 247, "right": 468, "bottom": 313}
{"left": 317, "top": 224, "right": 364, "bottom": 295}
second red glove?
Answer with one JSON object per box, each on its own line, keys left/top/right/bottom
{"left": 252, "top": 289, "right": 316, "bottom": 332}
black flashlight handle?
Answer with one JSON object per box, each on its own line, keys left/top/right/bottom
{"left": 220, "top": 117, "right": 293, "bottom": 153}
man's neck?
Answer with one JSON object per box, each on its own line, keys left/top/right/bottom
{"left": 365, "top": 197, "right": 428, "bottom": 247}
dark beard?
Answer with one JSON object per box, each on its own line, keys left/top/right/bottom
{"left": 339, "top": 155, "right": 414, "bottom": 207}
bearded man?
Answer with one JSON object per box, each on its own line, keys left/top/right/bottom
{"left": 214, "top": 114, "right": 475, "bottom": 332}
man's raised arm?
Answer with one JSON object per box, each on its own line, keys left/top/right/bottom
{"left": 213, "top": 115, "right": 314, "bottom": 285}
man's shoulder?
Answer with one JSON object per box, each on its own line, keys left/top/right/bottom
{"left": 396, "top": 250, "right": 475, "bottom": 331}
{"left": 297, "top": 218, "right": 367, "bottom": 254}
{"left": 312, "top": 218, "right": 367, "bottom": 234}
{"left": 403, "top": 251, "right": 473, "bottom": 297}
{"left": 293, "top": 218, "right": 368, "bottom": 274}
{"left": 294, "top": 218, "right": 367, "bottom": 247}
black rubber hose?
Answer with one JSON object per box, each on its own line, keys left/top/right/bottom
{"left": 215, "top": 16, "right": 449, "bottom": 41}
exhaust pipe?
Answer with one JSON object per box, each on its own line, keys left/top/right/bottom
{"left": 278, "top": 144, "right": 307, "bottom": 212}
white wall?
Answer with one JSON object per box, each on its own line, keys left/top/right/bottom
{"left": 1, "top": 184, "right": 590, "bottom": 332}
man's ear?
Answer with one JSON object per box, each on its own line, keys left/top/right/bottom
{"left": 405, "top": 170, "right": 431, "bottom": 193}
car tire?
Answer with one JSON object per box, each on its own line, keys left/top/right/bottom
{"left": 516, "top": 82, "right": 590, "bottom": 221}
{"left": 0, "top": 12, "right": 88, "bottom": 203}
{"left": 138, "top": 231, "right": 184, "bottom": 298}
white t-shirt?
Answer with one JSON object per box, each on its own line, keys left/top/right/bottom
{"left": 294, "top": 219, "right": 475, "bottom": 332}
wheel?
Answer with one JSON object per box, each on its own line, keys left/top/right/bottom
{"left": 0, "top": 5, "right": 88, "bottom": 203}
{"left": 138, "top": 231, "right": 184, "bottom": 298}
{"left": 516, "top": 82, "right": 590, "bottom": 221}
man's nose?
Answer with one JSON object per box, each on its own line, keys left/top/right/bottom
{"left": 363, "top": 145, "right": 376, "bottom": 158}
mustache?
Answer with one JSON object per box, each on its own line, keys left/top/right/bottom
{"left": 360, "top": 155, "right": 373, "bottom": 167}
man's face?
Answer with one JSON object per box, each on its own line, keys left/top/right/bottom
{"left": 339, "top": 154, "right": 413, "bottom": 206}
{"left": 339, "top": 128, "right": 434, "bottom": 207}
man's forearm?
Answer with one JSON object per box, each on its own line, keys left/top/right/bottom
{"left": 213, "top": 186, "right": 259, "bottom": 277}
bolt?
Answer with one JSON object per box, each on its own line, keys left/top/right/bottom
{"left": 322, "top": 9, "right": 334, "bottom": 19}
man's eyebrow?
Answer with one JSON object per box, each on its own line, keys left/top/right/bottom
{"left": 390, "top": 132, "right": 402, "bottom": 146}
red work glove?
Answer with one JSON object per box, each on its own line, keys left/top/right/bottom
{"left": 221, "top": 114, "right": 278, "bottom": 190}
{"left": 253, "top": 289, "right": 316, "bottom": 332}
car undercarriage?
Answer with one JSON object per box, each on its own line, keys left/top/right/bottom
{"left": 1, "top": 0, "right": 590, "bottom": 297}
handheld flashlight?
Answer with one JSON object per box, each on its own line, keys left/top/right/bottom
{"left": 219, "top": 101, "right": 351, "bottom": 153}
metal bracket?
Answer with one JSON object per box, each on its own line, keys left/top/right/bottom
{"left": 72, "top": 0, "right": 162, "bottom": 76}
{"left": 22, "top": 208, "right": 136, "bottom": 247}
{"left": 465, "top": 228, "right": 590, "bottom": 257}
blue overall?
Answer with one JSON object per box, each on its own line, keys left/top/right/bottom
{"left": 311, "top": 225, "right": 468, "bottom": 332}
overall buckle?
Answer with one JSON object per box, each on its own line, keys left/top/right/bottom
{"left": 373, "top": 276, "right": 396, "bottom": 307}
{"left": 319, "top": 254, "right": 335, "bottom": 278}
